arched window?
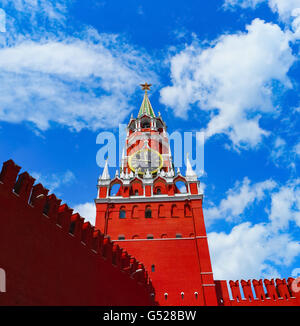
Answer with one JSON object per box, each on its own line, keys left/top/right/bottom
{"left": 119, "top": 207, "right": 126, "bottom": 219}
{"left": 110, "top": 183, "right": 121, "bottom": 196}
{"left": 134, "top": 190, "right": 139, "bottom": 196}
{"left": 175, "top": 180, "right": 187, "bottom": 193}
{"left": 145, "top": 206, "right": 152, "bottom": 218}
{"left": 142, "top": 122, "right": 150, "bottom": 128}
{"left": 141, "top": 118, "right": 151, "bottom": 129}
{"left": 156, "top": 187, "right": 161, "bottom": 195}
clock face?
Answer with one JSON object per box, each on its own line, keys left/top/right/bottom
{"left": 128, "top": 148, "right": 163, "bottom": 174}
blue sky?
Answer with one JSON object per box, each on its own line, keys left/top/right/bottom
{"left": 0, "top": 0, "right": 299, "bottom": 283}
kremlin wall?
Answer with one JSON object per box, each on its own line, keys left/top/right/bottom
{"left": 0, "top": 159, "right": 155, "bottom": 306}
{"left": 0, "top": 158, "right": 299, "bottom": 306}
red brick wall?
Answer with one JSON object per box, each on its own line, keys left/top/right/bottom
{"left": 96, "top": 197, "right": 218, "bottom": 306}
{"left": 0, "top": 160, "right": 155, "bottom": 306}
{"left": 215, "top": 278, "right": 300, "bottom": 306}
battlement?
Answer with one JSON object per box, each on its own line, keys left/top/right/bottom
{"left": 0, "top": 159, "right": 156, "bottom": 306}
{"left": 215, "top": 278, "right": 300, "bottom": 306}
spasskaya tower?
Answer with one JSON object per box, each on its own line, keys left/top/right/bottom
{"left": 95, "top": 84, "right": 218, "bottom": 306}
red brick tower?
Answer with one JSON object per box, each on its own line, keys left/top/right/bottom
{"left": 95, "top": 84, "right": 218, "bottom": 306}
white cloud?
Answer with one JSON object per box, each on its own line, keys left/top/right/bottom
{"left": 266, "top": 0, "right": 300, "bottom": 23}
{"left": 208, "top": 222, "right": 300, "bottom": 280}
{"left": 206, "top": 176, "right": 300, "bottom": 280}
{"left": 224, "top": 0, "right": 265, "bottom": 9}
{"left": 205, "top": 176, "right": 300, "bottom": 231}
{"left": 270, "top": 136, "right": 287, "bottom": 165}
{"left": 199, "top": 181, "right": 206, "bottom": 194}
{"left": 160, "top": 19, "right": 295, "bottom": 148}
{"left": 224, "top": 0, "right": 300, "bottom": 16}
{"left": 294, "top": 142, "right": 300, "bottom": 156}
{"left": 73, "top": 202, "right": 96, "bottom": 226}
{"left": 31, "top": 170, "right": 76, "bottom": 192}
{"left": 0, "top": 0, "right": 70, "bottom": 25}
{"left": 204, "top": 177, "right": 276, "bottom": 224}
{"left": 269, "top": 179, "right": 300, "bottom": 230}
{"left": 0, "top": 8, "right": 6, "bottom": 33}
{"left": 224, "top": 0, "right": 300, "bottom": 36}
{"left": 0, "top": 1, "right": 158, "bottom": 131}
{"left": 0, "top": 37, "right": 156, "bottom": 131}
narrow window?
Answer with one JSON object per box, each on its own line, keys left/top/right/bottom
{"left": 69, "top": 221, "right": 76, "bottom": 235}
{"left": 119, "top": 208, "right": 126, "bottom": 219}
{"left": 43, "top": 200, "right": 50, "bottom": 216}
{"left": 156, "top": 187, "right": 161, "bottom": 195}
{"left": 145, "top": 208, "right": 152, "bottom": 218}
{"left": 134, "top": 190, "right": 139, "bottom": 196}
{"left": 151, "top": 264, "right": 155, "bottom": 272}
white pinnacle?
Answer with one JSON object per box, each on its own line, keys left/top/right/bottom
{"left": 101, "top": 159, "right": 110, "bottom": 180}
{"left": 185, "top": 153, "right": 197, "bottom": 180}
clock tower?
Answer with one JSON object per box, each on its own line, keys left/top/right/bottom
{"left": 95, "top": 85, "right": 218, "bottom": 306}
